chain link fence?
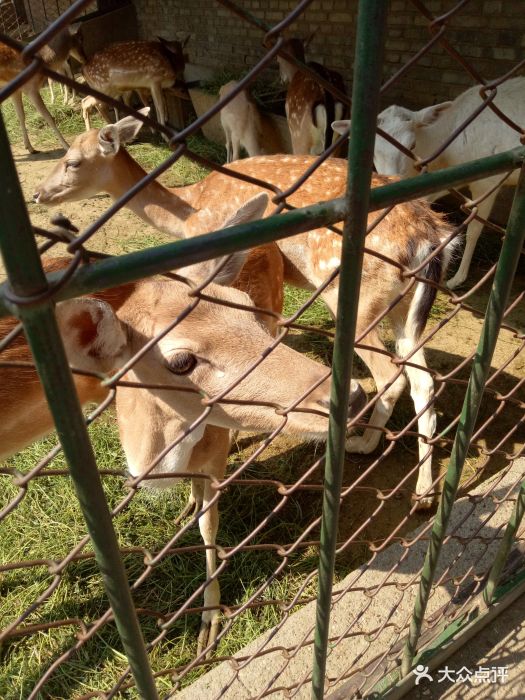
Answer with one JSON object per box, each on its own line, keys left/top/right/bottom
{"left": 0, "top": 1, "right": 524, "bottom": 698}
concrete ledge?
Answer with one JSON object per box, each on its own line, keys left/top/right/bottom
{"left": 176, "top": 459, "right": 525, "bottom": 699}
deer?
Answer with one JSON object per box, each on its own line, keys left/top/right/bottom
{"left": 333, "top": 76, "right": 525, "bottom": 289}
{"left": 81, "top": 89, "right": 150, "bottom": 130}
{"left": 218, "top": 80, "right": 288, "bottom": 162}
{"left": 0, "top": 26, "right": 85, "bottom": 153}
{"left": 45, "top": 24, "right": 85, "bottom": 106}
{"left": 0, "top": 218, "right": 366, "bottom": 652}
{"left": 35, "top": 111, "right": 457, "bottom": 517}
{"left": 82, "top": 37, "right": 187, "bottom": 131}
{"left": 277, "top": 38, "right": 347, "bottom": 156}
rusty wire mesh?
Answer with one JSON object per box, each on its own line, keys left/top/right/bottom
{"left": 0, "top": 0, "right": 524, "bottom": 698}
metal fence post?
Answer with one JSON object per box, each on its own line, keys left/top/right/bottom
{"left": 0, "top": 116, "right": 158, "bottom": 699}
{"left": 311, "top": 2, "right": 389, "bottom": 697}
{"left": 401, "top": 162, "right": 525, "bottom": 676}
{"left": 484, "top": 480, "right": 525, "bottom": 605}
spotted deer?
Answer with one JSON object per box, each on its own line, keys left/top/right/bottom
{"left": 277, "top": 38, "right": 347, "bottom": 155}
{"left": 35, "top": 111, "right": 456, "bottom": 514}
{"left": 0, "top": 200, "right": 366, "bottom": 652}
{"left": 0, "top": 26, "right": 85, "bottom": 153}
{"left": 219, "top": 80, "right": 288, "bottom": 162}
{"left": 82, "top": 37, "right": 187, "bottom": 130}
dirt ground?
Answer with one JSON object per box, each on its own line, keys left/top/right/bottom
{"left": 8, "top": 143, "right": 525, "bottom": 561}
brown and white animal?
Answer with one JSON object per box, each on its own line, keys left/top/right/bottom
{"left": 80, "top": 88, "right": 150, "bottom": 131}
{"left": 35, "top": 113, "right": 456, "bottom": 514}
{"left": 0, "top": 234, "right": 364, "bottom": 652}
{"left": 45, "top": 24, "right": 85, "bottom": 106}
{"left": 333, "top": 77, "right": 525, "bottom": 289}
{"left": 218, "top": 80, "right": 287, "bottom": 162}
{"left": 82, "top": 38, "right": 186, "bottom": 131}
{"left": 0, "top": 27, "right": 85, "bottom": 153}
{"left": 277, "top": 38, "right": 347, "bottom": 155}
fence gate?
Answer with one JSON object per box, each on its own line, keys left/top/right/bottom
{"left": 0, "top": 1, "right": 524, "bottom": 698}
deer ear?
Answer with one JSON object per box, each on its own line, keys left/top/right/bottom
{"left": 220, "top": 192, "right": 269, "bottom": 229}
{"left": 56, "top": 298, "right": 128, "bottom": 374}
{"left": 180, "top": 193, "right": 269, "bottom": 286}
{"left": 210, "top": 193, "right": 269, "bottom": 285}
{"left": 98, "top": 108, "right": 149, "bottom": 155}
{"left": 414, "top": 102, "right": 452, "bottom": 127}
{"left": 332, "top": 119, "right": 350, "bottom": 136}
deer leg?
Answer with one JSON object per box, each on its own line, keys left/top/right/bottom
{"left": 320, "top": 287, "right": 406, "bottom": 456}
{"left": 191, "top": 426, "right": 230, "bottom": 657}
{"left": 63, "top": 63, "right": 76, "bottom": 105}
{"left": 311, "top": 104, "right": 327, "bottom": 156}
{"left": 231, "top": 134, "right": 240, "bottom": 162}
{"left": 150, "top": 82, "right": 168, "bottom": 140}
{"left": 27, "top": 88, "right": 69, "bottom": 150}
{"left": 347, "top": 328, "right": 407, "bottom": 455}
{"left": 395, "top": 333, "right": 436, "bottom": 509}
{"left": 12, "top": 91, "right": 36, "bottom": 153}
{"left": 47, "top": 78, "right": 55, "bottom": 104}
{"left": 173, "top": 477, "right": 203, "bottom": 526}
{"left": 447, "top": 182, "right": 500, "bottom": 290}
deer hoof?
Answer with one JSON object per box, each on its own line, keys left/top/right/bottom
{"left": 412, "top": 492, "right": 434, "bottom": 510}
{"left": 345, "top": 435, "right": 375, "bottom": 455}
{"left": 446, "top": 273, "right": 466, "bottom": 290}
{"left": 197, "top": 612, "right": 220, "bottom": 659}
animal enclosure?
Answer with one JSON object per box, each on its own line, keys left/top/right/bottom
{"left": 0, "top": 1, "right": 524, "bottom": 699}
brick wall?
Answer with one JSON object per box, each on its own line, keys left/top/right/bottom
{"left": 22, "top": 0, "right": 96, "bottom": 34}
{"left": 132, "top": 0, "right": 525, "bottom": 109}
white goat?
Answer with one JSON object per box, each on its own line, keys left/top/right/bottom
{"left": 333, "top": 77, "right": 525, "bottom": 289}
{"left": 218, "top": 80, "right": 286, "bottom": 162}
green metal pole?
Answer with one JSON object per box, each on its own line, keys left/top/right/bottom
{"left": 402, "top": 163, "right": 525, "bottom": 677}
{"left": 484, "top": 480, "right": 525, "bottom": 605}
{"left": 1, "top": 147, "right": 524, "bottom": 319}
{"left": 0, "top": 118, "right": 158, "bottom": 699}
{"left": 310, "top": 2, "right": 388, "bottom": 698}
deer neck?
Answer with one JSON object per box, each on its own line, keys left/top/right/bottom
{"left": 104, "top": 150, "right": 198, "bottom": 238}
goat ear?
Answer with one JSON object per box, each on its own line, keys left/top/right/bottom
{"left": 332, "top": 119, "right": 350, "bottom": 136}
{"left": 414, "top": 102, "right": 452, "bottom": 127}
{"left": 56, "top": 298, "right": 128, "bottom": 374}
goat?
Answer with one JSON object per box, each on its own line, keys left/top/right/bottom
{"left": 333, "top": 77, "right": 525, "bottom": 288}
{"left": 218, "top": 80, "right": 287, "bottom": 162}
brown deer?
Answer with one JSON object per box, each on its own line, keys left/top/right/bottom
{"left": 35, "top": 112, "right": 457, "bottom": 515}
{"left": 46, "top": 24, "right": 85, "bottom": 105}
{"left": 82, "top": 37, "right": 187, "bottom": 130}
{"left": 219, "top": 80, "right": 288, "bottom": 162}
{"left": 0, "top": 26, "right": 85, "bottom": 153}
{"left": 0, "top": 207, "right": 365, "bottom": 653}
{"left": 277, "top": 38, "right": 347, "bottom": 155}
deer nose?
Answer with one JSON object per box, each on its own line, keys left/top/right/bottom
{"left": 317, "top": 382, "right": 367, "bottom": 421}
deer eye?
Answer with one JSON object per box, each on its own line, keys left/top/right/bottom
{"left": 66, "top": 160, "right": 81, "bottom": 169}
{"left": 166, "top": 351, "right": 197, "bottom": 375}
